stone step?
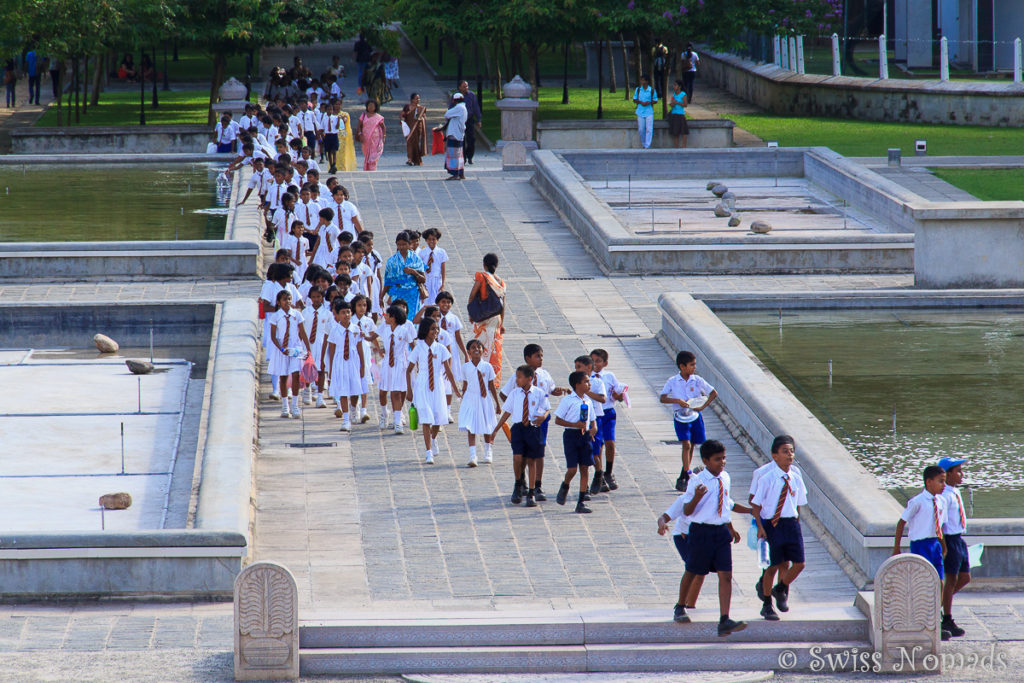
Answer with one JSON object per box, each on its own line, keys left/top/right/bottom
{"left": 299, "top": 640, "right": 872, "bottom": 675}
{"left": 299, "top": 605, "right": 868, "bottom": 648}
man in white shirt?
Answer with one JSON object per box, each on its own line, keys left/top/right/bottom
{"left": 443, "top": 92, "right": 468, "bottom": 180}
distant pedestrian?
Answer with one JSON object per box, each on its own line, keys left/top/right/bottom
{"left": 24, "top": 48, "right": 40, "bottom": 105}
{"left": 652, "top": 40, "right": 669, "bottom": 99}
{"left": 681, "top": 43, "right": 700, "bottom": 105}
{"left": 3, "top": 60, "right": 16, "bottom": 108}
{"left": 458, "top": 81, "right": 482, "bottom": 164}
{"left": 353, "top": 34, "right": 373, "bottom": 94}
{"left": 633, "top": 75, "right": 657, "bottom": 149}
{"left": 443, "top": 92, "right": 468, "bottom": 180}
{"left": 356, "top": 100, "right": 386, "bottom": 171}
{"left": 401, "top": 93, "right": 427, "bottom": 166}
{"left": 669, "top": 80, "right": 689, "bottom": 148}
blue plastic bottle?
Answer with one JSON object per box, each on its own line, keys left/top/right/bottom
{"left": 747, "top": 517, "right": 758, "bottom": 550}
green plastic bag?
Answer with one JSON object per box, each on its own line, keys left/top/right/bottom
{"left": 968, "top": 543, "right": 984, "bottom": 569}
{"left": 408, "top": 403, "right": 418, "bottom": 431}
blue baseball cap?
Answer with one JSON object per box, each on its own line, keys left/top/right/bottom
{"left": 938, "top": 457, "right": 967, "bottom": 471}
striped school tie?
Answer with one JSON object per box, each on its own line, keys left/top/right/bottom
{"left": 478, "top": 368, "right": 486, "bottom": 397}
{"left": 716, "top": 478, "right": 724, "bottom": 516}
{"left": 343, "top": 328, "right": 350, "bottom": 360}
{"left": 428, "top": 348, "right": 435, "bottom": 391}
{"left": 281, "top": 314, "right": 290, "bottom": 350}
{"left": 521, "top": 390, "right": 530, "bottom": 425}
{"left": 933, "top": 497, "right": 943, "bottom": 539}
{"left": 956, "top": 491, "right": 966, "bottom": 530}
{"left": 310, "top": 310, "right": 319, "bottom": 342}
{"left": 388, "top": 334, "right": 395, "bottom": 367}
{"left": 770, "top": 474, "right": 791, "bottom": 527}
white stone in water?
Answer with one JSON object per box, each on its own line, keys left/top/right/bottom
{"left": 706, "top": 180, "right": 719, "bottom": 191}
{"left": 714, "top": 203, "right": 732, "bottom": 217}
{"left": 728, "top": 214, "right": 741, "bottom": 227}
{"left": 711, "top": 184, "right": 729, "bottom": 197}
{"left": 750, "top": 220, "right": 773, "bottom": 234}
{"left": 93, "top": 334, "right": 119, "bottom": 353}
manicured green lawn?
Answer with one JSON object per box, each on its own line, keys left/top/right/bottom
{"left": 727, "top": 114, "right": 1024, "bottom": 157}
{"left": 931, "top": 168, "right": 1024, "bottom": 201}
{"left": 404, "top": 31, "right": 588, "bottom": 82}
{"left": 36, "top": 89, "right": 211, "bottom": 127}
{"left": 163, "top": 48, "right": 257, "bottom": 82}
{"left": 481, "top": 85, "right": 640, "bottom": 142}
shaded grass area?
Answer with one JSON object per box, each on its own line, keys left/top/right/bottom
{"left": 481, "top": 85, "right": 642, "bottom": 142}
{"left": 727, "top": 114, "right": 1024, "bottom": 157}
{"left": 163, "top": 49, "right": 256, "bottom": 82}
{"left": 404, "top": 31, "right": 588, "bottom": 82}
{"left": 36, "top": 89, "right": 211, "bottom": 127}
{"left": 931, "top": 168, "right": 1024, "bottom": 201}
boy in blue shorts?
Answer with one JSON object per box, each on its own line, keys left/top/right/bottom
{"left": 893, "top": 464, "right": 949, "bottom": 636}
{"left": 660, "top": 351, "right": 718, "bottom": 492}
{"left": 591, "top": 349, "right": 625, "bottom": 492}
{"left": 573, "top": 355, "right": 607, "bottom": 494}
{"left": 492, "top": 365, "right": 551, "bottom": 508}
{"left": 938, "top": 456, "right": 970, "bottom": 638}
{"left": 553, "top": 370, "right": 598, "bottom": 513}
{"left": 674, "top": 440, "right": 750, "bottom": 635}
{"left": 750, "top": 436, "right": 808, "bottom": 621}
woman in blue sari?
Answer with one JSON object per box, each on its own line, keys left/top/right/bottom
{"left": 383, "top": 230, "right": 427, "bottom": 314}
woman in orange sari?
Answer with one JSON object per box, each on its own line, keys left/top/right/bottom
{"left": 355, "top": 99, "right": 386, "bottom": 171}
{"left": 468, "top": 253, "right": 506, "bottom": 385}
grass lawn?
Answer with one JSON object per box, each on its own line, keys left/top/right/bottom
{"left": 404, "top": 31, "right": 588, "bottom": 82}
{"left": 163, "top": 48, "right": 256, "bottom": 82}
{"left": 931, "top": 168, "right": 1024, "bottom": 201}
{"left": 36, "top": 89, "right": 211, "bottom": 127}
{"left": 481, "top": 85, "right": 640, "bottom": 142}
{"left": 727, "top": 114, "right": 1024, "bottom": 157}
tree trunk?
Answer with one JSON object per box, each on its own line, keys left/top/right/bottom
{"left": 207, "top": 50, "right": 227, "bottom": 126}
{"left": 533, "top": 42, "right": 542, "bottom": 87}
{"left": 82, "top": 56, "right": 88, "bottom": 115}
{"left": 457, "top": 50, "right": 464, "bottom": 84}
{"left": 91, "top": 53, "right": 103, "bottom": 106}
{"left": 608, "top": 37, "right": 617, "bottom": 94}
{"left": 635, "top": 33, "right": 643, "bottom": 86}
{"left": 73, "top": 57, "right": 80, "bottom": 124}
{"left": 620, "top": 34, "right": 631, "bottom": 99}
{"left": 597, "top": 40, "right": 604, "bottom": 119}
{"left": 438, "top": 38, "right": 443, "bottom": 67}
{"left": 527, "top": 42, "right": 539, "bottom": 97}
{"left": 474, "top": 42, "right": 484, "bottom": 115}
{"left": 172, "top": 39, "right": 178, "bottom": 61}
{"left": 55, "top": 65, "right": 62, "bottom": 127}
{"left": 499, "top": 39, "right": 510, "bottom": 83}
{"left": 152, "top": 44, "right": 159, "bottom": 108}
{"left": 510, "top": 40, "right": 521, "bottom": 76}
{"left": 139, "top": 49, "right": 146, "bottom": 125}
{"left": 561, "top": 41, "right": 569, "bottom": 104}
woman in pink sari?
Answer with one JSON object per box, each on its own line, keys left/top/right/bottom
{"left": 356, "top": 99, "right": 386, "bottom": 171}
{"left": 468, "top": 253, "right": 506, "bottom": 386}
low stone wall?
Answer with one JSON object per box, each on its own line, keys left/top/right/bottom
{"left": 537, "top": 118, "right": 734, "bottom": 150}
{"left": 913, "top": 203, "right": 1024, "bottom": 287}
{"left": 10, "top": 125, "right": 212, "bottom": 154}
{"left": 660, "top": 292, "right": 1024, "bottom": 584}
{"left": 699, "top": 50, "right": 1024, "bottom": 127}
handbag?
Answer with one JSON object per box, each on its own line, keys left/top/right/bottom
{"left": 431, "top": 128, "right": 445, "bottom": 155}
{"left": 467, "top": 281, "right": 504, "bottom": 323}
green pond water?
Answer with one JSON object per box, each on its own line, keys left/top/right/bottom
{"left": 718, "top": 309, "right": 1024, "bottom": 518}
{"left": 0, "top": 163, "right": 229, "bottom": 242}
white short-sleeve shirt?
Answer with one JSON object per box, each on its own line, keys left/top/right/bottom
{"left": 682, "top": 469, "right": 734, "bottom": 525}
{"left": 553, "top": 392, "right": 596, "bottom": 429}
{"left": 661, "top": 372, "right": 714, "bottom": 422}
{"left": 940, "top": 484, "right": 967, "bottom": 535}
{"left": 900, "top": 490, "right": 948, "bottom": 541}
{"left": 751, "top": 464, "right": 808, "bottom": 520}
{"left": 501, "top": 367, "right": 555, "bottom": 398}
{"left": 501, "top": 385, "right": 551, "bottom": 423}
{"left": 663, "top": 494, "right": 691, "bottom": 535}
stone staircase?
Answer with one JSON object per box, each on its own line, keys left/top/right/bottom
{"left": 297, "top": 606, "right": 870, "bottom": 674}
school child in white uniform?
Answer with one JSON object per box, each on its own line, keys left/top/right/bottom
{"left": 326, "top": 299, "right": 365, "bottom": 432}
{"left": 260, "top": 263, "right": 300, "bottom": 400}
{"left": 350, "top": 241, "right": 374, "bottom": 298}
{"left": 660, "top": 350, "right": 718, "bottom": 492}
{"left": 436, "top": 291, "right": 467, "bottom": 375}
{"left": 350, "top": 295, "right": 377, "bottom": 423}
{"left": 376, "top": 304, "right": 413, "bottom": 433}
{"left": 310, "top": 208, "right": 339, "bottom": 270}
{"left": 298, "top": 145, "right": 320, "bottom": 174}
{"left": 338, "top": 186, "right": 364, "bottom": 237}
{"left": 658, "top": 492, "right": 704, "bottom": 611}
{"left": 268, "top": 290, "right": 311, "bottom": 419}
{"left": 459, "top": 339, "right": 500, "bottom": 467}
{"left": 553, "top": 370, "right": 598, "bottom": 514}
{"left": 295, "top": 186, "right": 319, "bottom": 230}
{"left": 573, "top": 355, "right": 607, "bottom": 495}
{"left": 590, "top": 348, "right": 624, "bottom": 491}
{"left": 937, "top": 457, "right": 971, "bottom": 638}
{"left": 893, "top": 466, "right": 949, "bottom": 594}
{"left": 417, "top": 228, "right": 448, "bottom": 307}
{"left": 491, "top": 365, "right": 552, "bottom": 508}
{"left": 358, "top": 232, "right": 384, "bottom": 318}
{"left": 419, "top": 305, "right": 457, "bottom": 423}
{"left": 748, "top": 436, "right": 803, "bottom": 606}
{"left": 273, "top": 193, "right": 296, "bottom": 244}
{"left": 406, "top": 317, "right": 460, "bottom": 464}
{"left": 303, "top": 287, "right": 333, "bottom": 408}
{"left": 239, "top": 157, "right": 273, "bottom": 208}
{"left": 266, "top": 168, "right": 288, "bottom": 213}
{"left": 281, "top": 221, "right": 310, "bottom": 285}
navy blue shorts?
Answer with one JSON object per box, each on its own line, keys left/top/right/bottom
{"left": 510, "top": 423, "right": 545, "bottom": 459}
{"left": 673, "top": 533, "right": 689, "bottom": 563}
{"left": 590, "top": 429, "right": 604, "bottom": 458}
{"left": 762, "top": 517, "right": 805, "bottom": 566}
{"left": 540, "top": 413, "right": 551, "bottom": 445}
{"left": 673, "top": 414, "right": 706, "bottom": 444}
{"left": 304, "top": 131, "right": 317, "bottom": 150}
{"left": 598, "top": 408, "right": 617, "bottom": 442}
{"left": 562, "top": 429, "right": 594, "bottom": 469}
{"left": 943, "top": 534, "right": 970, "bottom": 577}
{"left": 323, "top": 133, "right": 340, "bottom": 152}
{"left": 910, "top": 538, "right": 945, "bottom": 581}
{"left": 684, "top": 523, "right": 732, "bottom": 575}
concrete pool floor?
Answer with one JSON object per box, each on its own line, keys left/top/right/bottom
{"left": 0, "top": 355, "right": 191, "bottom": 532}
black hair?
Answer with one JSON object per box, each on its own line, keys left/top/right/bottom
{"left": 523, "top": 343, "right": 542, "bottom": 360}
{"left": 281, "top": 192, "right": 295, "bottom": 205}
{"left": 393, "top": 298, "right": 408, "bottom": 310}
{"left": 771, "top": 435, "right": 795, "bottom": 453}
{"left": 334, "top": 273, "right": 352, "bottom": 286}
{"left": 266, "top": 262, "right": 282, "bottom": 281}
{"left": 338, "top": 232, "right": 354, "bottom": 244}
{"left": 276, "top": 263, "right": 295, "bottom": 280}
{"left": 331, "top": 298, "right": 351, "bottom": 313}
{"left": 675, "top": 350, "right": 696, "bottom": 367}
{"left": 395, "top": 231, "right": 411, "bottom": 244}
{"left": 349, "top": 294, "right": 368, "bottom": 311}
{"left": 337, "top": 245, "right": 353, "bottom": 255}
{"left": 516, "top": 364, "right": 536, "bottom": 379}
{"left": 700, "top": 440, "right": 726, "bottom": 460}
{"left": 675, "top": 78, "right": 685, "bottom": 89}
{"left": 435, "top": 291, "right": 454, "bottom": 304}
{"left": 590, "top": 348, "right": 609, "bottom": 362}
{"left": 319, "top": 207, "right": 334, "bottom": 221}
{"left": 351, "top": 241, "right": 366, "bottom": 254}
{"left": 358, "top": 230, "right": 374, "bottom": 241}
{"left": 568, "top": 370, "right": 588, "bottom": 390}
{"left": 923, "top": 465, "right": 946, "bottom": 483}
{"left": 640, "top": 73, "right": 651, "bottom": 82}
{"left": 422, "top": 227, "right": 442, "bottom": 240}
{"left": 574, "top": 355, "right": 593, "bottom": 368}
{"left": 274, "top": 248, "right": 290, "bottom": 260}
{"left": 466, "top": 338, "right": 483, "bottom": 352}
{"left": 483, "top": 253, "right": 499, "bottom": 274}
{"left": 324, "top": 285, "right": 340, "bottom": 301}
{"left": 417, "top": 317, "right": 438, "bottom": 340}
{"left": 386, "top": 304, "right": 407, "bottom": 325}
{"left": 275, "top": 289, "right": 292, "bottom": 304}
{"left": 407, "top": 229, "right": 421, "bottom": 240}
{"left": 421, "top": 305, "right": 439, "bottom": 320}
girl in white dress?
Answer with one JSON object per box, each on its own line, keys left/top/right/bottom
{"left": 375, "top": 303, "right": 413, "bottom": 433}
{"left": 406, "top": 317, "right": 461, "bottom": 464}
{"left": 260, "top": 262, "right": 300, "bottom": 399}
{"left": 268, "top": 290, "right": 311, "bottom": 418}
{"left": 326, "top": 299, "right": 365, "bottom": 432}
{"left": 459, "top": 339, "right": 501, "bottom": 467}
{"left": 351, "top": 294, "right": 377, "bottom": 424}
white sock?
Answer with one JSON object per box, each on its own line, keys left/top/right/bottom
{"left": 425, "top": 449, "right": 432, "bottom": 458}
{"left": 337, "top": 397, "right": 344, "bottom": 409}
{"left": 291, "top": 395, "right": 299, "bottom": 410}
{"left": 281, "top": 397, "right": 289, "bottom": 411}
{"left": 342, "top": 412, "right": 348, "bottom": 421}
{"left": 271, "top": 376, "right": 280, "bottom": 391}
{"left": 394, "top": 411, "right": 402, "bottom": 425}
{"left": 485, "top": 443, "right": 493, "bottom": 455}
{"left": 469, "top": 446, "right": 477, "bottom": 458}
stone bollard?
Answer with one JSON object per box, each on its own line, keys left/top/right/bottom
{"left": 495, "top": 75, "right": 539, "bottom": 167}
{"left": 872, "top": 553, "right": 942, "bottom": 673}
{"left": 234, "top": 561, "right": 299, "bottom": 681}
{"left": 212, "top": 77, "right": 249, "bottom": 122}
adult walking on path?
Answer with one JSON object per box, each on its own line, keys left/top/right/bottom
{"left": 458, "top": 81, "right": 482, "bottom": 165}
{"left": 467, "top": 252, "right": 506, "bottom": 386}
{"left": 681, "top": 43, "right": 700, "bottom": 105}
{"left": 356, "top": 99, "right": 386, "bottom": 171}
{"left": 3, "top": 61, "right": 16, "bottom": 108}
{"left": 383, "top": 230, "right": 427, "bottom": 315}
{"left": 401, "top": 92, "right": 427, "bottom": 166}
{"left": 443, "top": 92, "right": 468, "bottom": 180}
{"left": 24, "top": 48, "right": 40, "bottom": 106}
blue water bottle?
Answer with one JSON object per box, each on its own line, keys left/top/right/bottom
{"left": 747, "top": 517, "right": 758, "bottom": 550}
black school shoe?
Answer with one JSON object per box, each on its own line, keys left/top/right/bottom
{"left": 718, "top": 618, "right": 747, "bottom": 636}
{"left": 941, "top": 629, "right": 952, "bottom": 641}
{"left": 510, "top": 482, "right": 523, "bottom": 505}
{"left": 556, "top": 482, "right": 570, "bottom": 505}
{"left": 534, "top": 485, "right": 547, "bottom": 502}
{"left": 675, "top": 471, "right": 690, "bottom": 492}
{"left": 772, "top": 582, "right": 790, "bottom": 612}
{"left": 574, "top": 500, "right": 592, "bottom": 514}
{"left": 755, "top": 575, "right": 766, "bottom": 602}
{"left": 942, "top": 615, "right": 965, "bottom": 637}
{"left": 605, "top": 471, "right": 618, "bottom": 490}
{"left": 760, "top": 600, "right": 779, "bottom": 621}
{"left": 590, "top": 470, "right": 604, "bottom": 495}
{"left": 673, "top": 604, "right": 690, "bottom": 623}
{"left": 525, "top": 490, "right": 538, "bottom": 507}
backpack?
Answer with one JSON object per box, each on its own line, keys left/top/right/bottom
{"left": 681, "top": 51, "right": 695, "bottom": 71}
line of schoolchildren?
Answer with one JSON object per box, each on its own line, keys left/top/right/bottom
{"left": 655, "top": 349, "right": 974, "bottom": 638}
